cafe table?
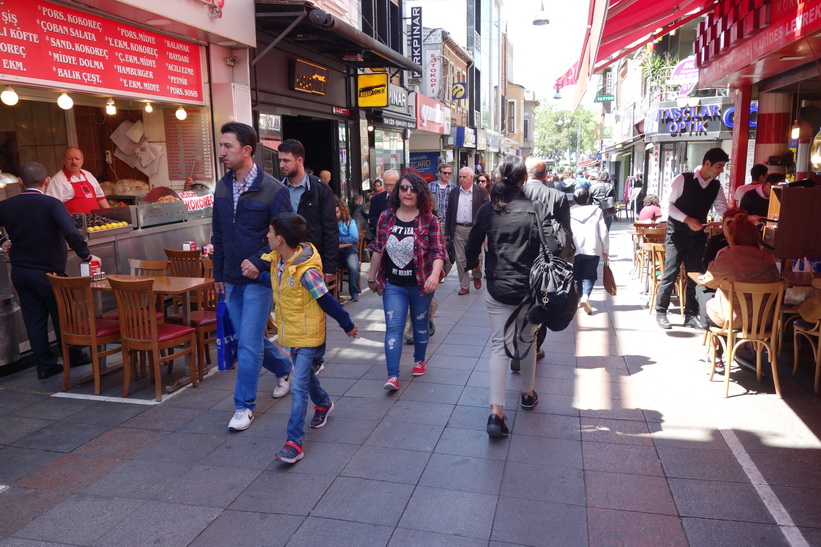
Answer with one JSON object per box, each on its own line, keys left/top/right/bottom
{"left": 780, "top": 270, "right": 821, "bottom": 287}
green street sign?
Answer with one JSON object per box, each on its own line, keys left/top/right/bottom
{"left": 595, "top": 94, "right": 615, "bottom": 103}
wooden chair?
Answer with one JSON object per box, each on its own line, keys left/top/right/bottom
{"left": 633, "top": 225, "right": 666, "bottom": 282}
{"left": 166, "top": 281, "right": 217, "bottom": 381}
{"left": 356, "top": 229, "right": 366, "bottom": 262}
{"left": 164, "top": 248, "right": 204, "bottom": 276}
{"left": 108, "top": 276, "right": 198, "bottom": 402}
{"left": 201, "top": 257, "right": 213, "bottom": 279}
{"left": 103, "top": 259, "right": 167, "bottom": 323}
{"left": 46, "top": 274, "right": 121, "bottom": 395}
{"left": 645, "top": 243, "right": 666, "bottom": 314}
{"left": 792, "top": 278, "right": 821, "bottom": 393}
{"left": 707, "top": 280, "right": 788, "bottom": 398}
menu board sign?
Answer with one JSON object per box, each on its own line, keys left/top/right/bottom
{"left": 163, "top": 107, "right": 214, "bottom": 181}
{"left": 0, "top": 0, "right": 204, "bottom": 103}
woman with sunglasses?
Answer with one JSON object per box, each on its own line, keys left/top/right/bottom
{"left": 476, "top": 172, "right": 492, "bottom": 194}
{"left": 367, "top": 172, "right": 446, "bottom": 390}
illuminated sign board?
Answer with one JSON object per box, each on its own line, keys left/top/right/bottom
{"left": 291, "top": 59, "right": 328, "bottom": 95}
{"left": 357, "top": 73, "right": 388, "bottom": 107}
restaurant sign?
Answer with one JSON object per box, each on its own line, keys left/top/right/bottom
{"left": 0, "top": 0, "right": 204, "bottom": 103}
{"left": 291, "top": 59, "right": 328, "bottom": 95}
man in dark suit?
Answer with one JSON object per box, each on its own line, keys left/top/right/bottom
{"left": 368, "top": 170, "right": 398, "bottom": 236}
{"left": 446, "top": 167, "right": 490, "bottom": 295}
{"left": 0, "top": 162, "right": 98, "bottom": 379}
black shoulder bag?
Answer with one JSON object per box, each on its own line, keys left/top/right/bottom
{"left": 504, "top": 203, "right": 579, "bottom": 360}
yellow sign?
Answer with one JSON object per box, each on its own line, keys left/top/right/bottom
{"left": 452, "top": 82, "right": 466, "bottom": 100}
{"left": 357, "top": 73, "right": 389, "bottom": 108}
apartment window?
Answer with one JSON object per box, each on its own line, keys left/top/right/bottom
{"left": 506, "top": 100, "right": 516, "bottom": 134}
{"left": 523, "top": 119, "right": 529, "bottom": 141}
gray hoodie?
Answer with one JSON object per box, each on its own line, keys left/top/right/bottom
{"left": 570, "top": 204, "right": 609, "bottom": 256}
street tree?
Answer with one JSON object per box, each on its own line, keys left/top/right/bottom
{"left": 533, "top": 103, "right": 598, "bottom": 168}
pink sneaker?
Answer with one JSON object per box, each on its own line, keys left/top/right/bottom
{"left": 384, "top": 377, "right": 399, "bottom": 391}
{"left": 411, "top": 361, "right": 426, "bottom": 376}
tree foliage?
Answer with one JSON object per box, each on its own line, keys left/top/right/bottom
{"left": 532, "top": 103, "right": 598, "bottom": 168}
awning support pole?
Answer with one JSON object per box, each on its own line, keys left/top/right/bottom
{"left": 251, "top": 13, "right": 307, "bottom": 68}
{"left": 730, "top": 84, "right": 752, "bottom": 205}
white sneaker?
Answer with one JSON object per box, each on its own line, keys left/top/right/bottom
{"left": 273, "top": 374, "right": 291, "bottom": 398}
{"left": 581, "top": 300, "right": 593, "bottom": 315}
{"left": 228, "top": 408, "right": 254, "bottom": 431}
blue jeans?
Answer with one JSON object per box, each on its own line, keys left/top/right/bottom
{"left": 286, "top": 346, "right": 330, "bottom": 444}
{"left": 382, "top": 281, "right": 434, "bottom": 378}
{"left": 227, "top": 283, "right": 291, "bottom": 411}
{"left": 340, "top": 251, "right": 361, "bottom": 298}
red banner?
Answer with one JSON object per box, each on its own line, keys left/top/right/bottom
{"left": 0, "top": 0, "right": 204, "bottom": 103}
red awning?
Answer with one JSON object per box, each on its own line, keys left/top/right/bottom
{"left": 564, "top": 0, "right": 714, "bottom": 108}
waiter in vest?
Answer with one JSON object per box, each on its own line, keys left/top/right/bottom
{"left": 46, "top": 148, "right": 110, "bottom": 214}
{"left": 655, "top": 148, "right": 729, "bottom": 330}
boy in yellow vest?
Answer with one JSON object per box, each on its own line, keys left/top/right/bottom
{"left": 261, "top": 212, "right": 358, "bottom": 463}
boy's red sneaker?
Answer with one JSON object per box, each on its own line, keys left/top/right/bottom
{"left": 384, "top": 377, "right": 399, "bottom": 391}
{"left": 411, "top": 361, "right": 426, "bottom": 376}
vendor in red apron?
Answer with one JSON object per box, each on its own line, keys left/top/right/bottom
{"left": 46, "top": 147, "right": 110, "bottom": 214}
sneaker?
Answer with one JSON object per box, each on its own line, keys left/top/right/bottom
{"left": 429, "top": 321, "right": 436, "bottom": 336}
{"left": 405, "top": 338, "right": 414, "bottom": 345}
{"left": 273, "top": 374, "right": 291, "bottom": 398}
{"left": 486, "top": 414, "right": 509, "bottom": 438}
{"left": 312, "top": 361, "right": 325, "bottom": 375}
{"left": 228, "top": 408, "right": 254, "bottom": 431}
{"left": 411, "top": 361, "right": 426, "bottom": 376}
{"left": 384, "top": 377, "right": 399, "bottom": 391}
{"left": 712, "top": 357, "right": 726, "bottom": 374}
{"left": 351, "top": 294, "right": 360, "bottom": 302}
{"left": 521, "top": 391, "right": 539, "bottom": 410}
{"left": 581, "top": 300, "right": 593, "bottom": 315}
{"left": 310, "top": 400, "right": 334, "bottom": 428}
{"left": 275, "top": 441, "right": 304, "bottom": 464}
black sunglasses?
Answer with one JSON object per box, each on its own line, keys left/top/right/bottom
{"left": 398, "top": 184, "right": 418, "bottom": 193}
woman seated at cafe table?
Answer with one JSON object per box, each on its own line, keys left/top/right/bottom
{"left": 696, "top": 213, "right": 780, "bottom": 370}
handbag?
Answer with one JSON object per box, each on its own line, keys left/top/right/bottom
{"left": 603, "top": 260, "right": 617, "bottom": 296}
{"left": 215, "top": 293, "right": 238, "bottom": 371}
{"left": 600, "top": 196, "right": 617, "bottom": 218}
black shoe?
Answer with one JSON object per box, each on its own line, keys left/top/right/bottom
{"left": 37, "top": 364, "right": 63, "bottom": 380}
{"left": 684, "top": 315, "right": 706, "bottom": 330}
{"left": 429, "top": 321, "right": 436, "bottom": 336}
{"left": 510, "top": 359, "right": 520, "bottom": 372}
{"left": 69, "top": 348, "right": 91, "bottom": 366}
{"left": 486, "top": 414, "right": 509, "bottom": 438}
{"left": 521, "top": 391, "right": 539, "bottom": 410}
{"left": 405, "top": 338, "right": 414, "bottom": 345}
{"left": 536, "top": 349, "right": 545, "bottom": 360}
{"left": 656, "top": 313, "right": 672, "bottom": 330}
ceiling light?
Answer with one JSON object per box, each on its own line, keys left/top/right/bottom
{"left": 175, "top": 106, "right": 187, "bottom": 120}
{"left": 146, "top": 18, "right": 171, "bottom": 26}
{"left": 105, "top": 98, "right": 116, "bottom": 115}
{"left": 367, "top": 125, "right": 374, "bottom": 132}
{"left": 780, "top": 56, "right": 806, "bottom": 61}
{"left": 57, "top": 93, "right": 73, "bottom": 110}
{"left": 532, "top": 0, "right": 549, "bottom": 25}
{"left": 144, "top": 102, "right": 153, "bottom": 113}
{"left": 1, "top": 86, "right": 18, "bottom": 106}
{"left": 791, "top": 123, "right": 800, "bottom": 140}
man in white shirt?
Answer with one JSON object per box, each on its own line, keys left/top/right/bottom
{"left": 446, "top": 167, "right": 489, "bottom": 294}
{"left": 734, "top": 163, "right": 768, "bottom": 203}
{"left": 47, "top": 148, "right": 110, "bottom": 214}
{"left": 655, "top": 148, "right": 729, "bottom": 330}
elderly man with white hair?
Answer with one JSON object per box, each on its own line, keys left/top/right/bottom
{"left": 445, "top": 166, "right": 490, "bottom": 294}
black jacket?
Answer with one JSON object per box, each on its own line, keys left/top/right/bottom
{"left": 590, "top": 182, "right": 615, "bottom": 208}
{"left": 368, "top": 191, "right": 389, "bottom": 236}
{"left": 0, "top": 189, "right": 91, "bottom": 272}
{"left": 350, "top": 203, "right": 372, "bottom": 240}
{"left": 445, "top": 184, "right": 490, "bottom": 238}
{"left": 291, "top": 174, "right": 339, "bottom": 275}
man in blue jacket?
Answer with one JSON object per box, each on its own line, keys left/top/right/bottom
{"left": 213, "top": 122, "right": 293, "bottom": 432}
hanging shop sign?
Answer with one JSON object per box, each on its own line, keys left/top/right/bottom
{"left": 386, "top": 84, "right": 409, "bottom": 114}
{"left": 652, "top": 98, "right": 729, "bottom": 141}
{"left": 410, "top": 6, "right": 422, "bottom": 79}
{"left": 452, "top": 82, "right": 467, "bottom": 100}
{"left": 0, "top": 0, "right": 204, "bottom": 103}
{"left": 410, "top": 92, "right": 448, "bottom": 134}
{"left": 291, "top": 59, "right": 328, "bottom": 96}
{"left": 668, "top": 56, "right": 699, "bottom": 97}
{"left": 450, "top": 126, "right": 476, "bottom": 148}
{"left": 357, "top": 73, "right": 388, "bottom": 107}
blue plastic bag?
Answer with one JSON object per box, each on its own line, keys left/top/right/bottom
{"left": 216, "top": 293, "right": 238, "bottom": 371}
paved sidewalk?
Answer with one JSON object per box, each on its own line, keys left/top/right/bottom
{"left": 2, "top": 220, "right": 821, "bottom": 546}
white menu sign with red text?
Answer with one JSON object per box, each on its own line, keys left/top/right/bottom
{"left": 0, "top": 0, "right": 204, "bottom": 103}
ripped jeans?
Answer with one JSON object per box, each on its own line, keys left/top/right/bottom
{"left": 382, "top": 280, "right": 435, "bottom": 378}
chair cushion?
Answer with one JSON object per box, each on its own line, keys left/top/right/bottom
{"left": 95, "top": 319, "right": 121, "bottom": 338}
{"left": 166, "top": 310, "right": 217, "bottom": 327}
{"left": 102, "top": 310, "right": 165, "bottom": 322}
{"left": 157, "top": 323, "right": 196, "bottom": 342}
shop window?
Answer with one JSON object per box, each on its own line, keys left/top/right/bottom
{"left": 2, "top": 100, "right": 67, "bottom": 176}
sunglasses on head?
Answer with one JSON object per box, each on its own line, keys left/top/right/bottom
{"left": 398, "top": 184, "right": 417, "bottom": 193}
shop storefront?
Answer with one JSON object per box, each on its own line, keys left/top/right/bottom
{"left": 448, "top": 126, "right": 477, "bottom": 170}
{"left": 364, "top": 83, "right": 414, "bottom": 183}
{"left": 409, "top": 92, "right": 450, "bottom": 173}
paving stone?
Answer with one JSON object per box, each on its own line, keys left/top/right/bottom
{"left": 424, "top": 354, "right": 479, "bottom": 371}
{"left": 288, "top": 517, "right": 394, "bottom": 547}
{"left": 0, "top": 416, "right": 51, "bottom": 446}
{"left": 365, "top": 419, "right": 443, "bottom": 452}
{"left": 154, "top": 464, "right": 260, "bottom": 507}
{"left": 0, "top": 391, "right": 48, "bottom": 414}
{"left": 750, "top": 450, "right": 821, "bottom": 488}
{"left": 0, "top": 447, "right": 63, "bottom": 484}
{"left": 388, "top": 528, "right": 488, "bottom": 546}
{"left": 419, "top": 453, "right": 503, "bottom": 495}
{"left": 72, "top": 426, "right": 168, "bottom": 461}
{"left": 0, "top": 538, "right": 67, "bottom": 546}
{"left": 431, "top": 343, "right": 484, "bottom": 358}
{"left": 14, "top": 453, "right": 122, "bottom": 493}
{"left": 491, "top": 496, "right": 587, "bottom": 546}
{"left": 14, "top": 494, "right": 142, "bottom": 545}
{"left": 668, "top": 478, "right": 774, "bottom": 523}
{"left": 268, "top": 440, "right": 359, "bottom": 476}
{"left": 62, "top": 400, "right": 149, "bottom": 426}
{"left": 412, "top": 365, "right": 472, "bottom": 386}
{"left": 132, "top": 431, "right": 224, "bottom": 465}
{"left": 646, "top": 421, "right": 731, "bottom": 451}
{"left": 681, "top": 517, "right": 790, "bottom": 546}
{"left": 163, "top": 386, "right": 235, "bottom": 410}
{"left": 13, "top": 421, "right": 110, "bottom": 453}
{"left": 588, "top": 507, "right": 689, "bottom": 547}
{"left": 313, "top": 376, "right": 358, "bottom": 396}
{"left": 312, "top": 476, "right": 414, "bottom": 526}
{"left": 230, "top": 470, "right": 334, "bottom": 516}
{"left": 322, "top": 395, "right": 394, "bottom": 420}
{"left": 447, "top": 405, "right": 518, "bottom": 431}
{"left": 770, "top": 484, "right": 821, "bottom": 528}
{"left": 83, "top": 460, "right": 189, "bottom": 499}
{"left": 656, "top": 445, "right": 748, "bottom": 482}
{"left": 177, "top": 409, "right": 236, "bottom": 435}
{"left": 346, "top": 377, "right": 410, "bottom": 398}
{"left": 122, "top": 405, "right": 203, "bottom": 431}
{"left": 0, "top": 487, "right": 69, "bottom": 535}
{"left": 434, "top": 426, "right": 510, "bottom": 461}
{"left": 582, "top": 442, "right": 664, "bottom": 476}
{"left": 501, "top": 460, "right": 585, "bottom": 506}
{"left": 189, "top": 510, "right": 304, "bottom": 547}
{"left": 457, "top": 386, "right": 519, "bottom": 409}
{"left": 384, "top": 400, "right": 454, "bottom": 426}
{"left": 199, "top": 434, "right": 277, "bottom": 470}
{"left": 92, "top": 499, "right": 222, "bottom": 546}
{"left": 398, "top": 486, "right": 496, "bottom": 539}
{"left": 580, "top": 416, "right": 654, "bottom": 445}
{"left": 17, "top": 397, "right": 95, "bottom": 421}
{"left": 306, "top": 416, "right": 381, "bottom": 445}
{"left": 585, "top": 470, "right": 677, "bottom": 515}
{"left": 342, "top": 444, "right": 430, "bottom": 485}
{"left": 513, "top": 412, "right": 581, "bottom": 440}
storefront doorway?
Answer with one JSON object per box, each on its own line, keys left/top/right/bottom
{"left": 282, "top": 116, "right": 339, "bottom": 194}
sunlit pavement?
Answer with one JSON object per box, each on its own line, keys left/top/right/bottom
{"left": 1, "top": 219, "right": 821, "bottom": 546}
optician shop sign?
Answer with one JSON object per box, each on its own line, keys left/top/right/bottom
{"left": 0, "top": 0, "right": 204, "bottom": 103}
